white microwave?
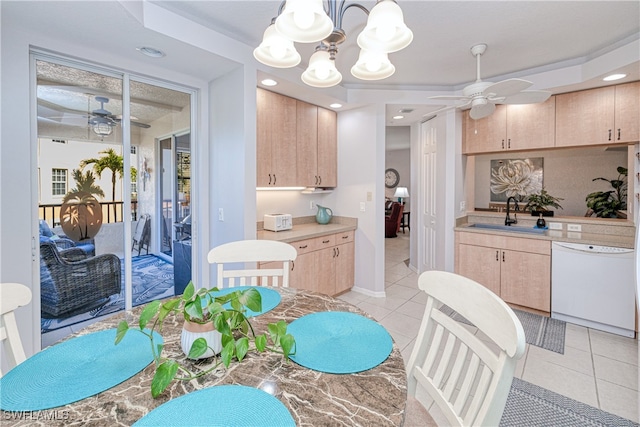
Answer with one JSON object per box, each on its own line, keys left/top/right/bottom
{"left": 263, "top": 214, "right": 293, "bottom": 232}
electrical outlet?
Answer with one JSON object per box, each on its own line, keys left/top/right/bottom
{"left": 366, "top": 192, "right": 372, "bottom": 202}
{"left": 218, "top": 208, "right": 224, "bottom": 221}
{"left": 567, "top": 224, "right": 582, "bottom": 232}
{"left": 360, "top": 202, "right": 366, "bottom": 212}
{"left": 459, "top": 201, "right": 466, "bottom": 212}
{"left": 548, "top": 222, "right": 562, "bottom": 230}
{"left": 310, "top": 201, "right": 315, "bottom": 210}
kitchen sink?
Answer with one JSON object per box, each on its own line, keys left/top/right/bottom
{"left": 468, "top": 223, "right": 546, "bottom": 234}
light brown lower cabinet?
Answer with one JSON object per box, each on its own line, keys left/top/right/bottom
{"left": 455, "top": 231, "right": 551, "bottom": 313}
{"left": 260, "top": 230, "right": 355, "bottom": 296}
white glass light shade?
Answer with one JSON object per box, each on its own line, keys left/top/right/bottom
{"left": 301, "top": 50, "right": 342, "bottom": 88}
{"left": 357, "top": 0, "right": 413, "bottom": 53}
{"left": 275, "top": 0, "right": 333, "bottom": 43}
{"left": 253, "top": 24, "right": 301, "bottom": 68}
{"left": 393, "top": 187, "right": 409, "bottom": 198}
{"left": 92, "top": 118, "right": 114, "bottom": 137}
{"left": 351, "top": 50, "right": 395, "bottom": 80}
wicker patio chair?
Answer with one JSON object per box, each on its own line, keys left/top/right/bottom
{"left": 39, "top": 220, "right": 95, "bottom": 256}
{"left": 39, "top": 241, "right": 121, "bottom": 319}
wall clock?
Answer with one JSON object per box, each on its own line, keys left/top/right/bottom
{"left": 385, "top": 168, "right": 400, "bottom": 188}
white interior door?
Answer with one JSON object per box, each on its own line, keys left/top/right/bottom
{"left": 419, "top": 118, "right": 437, "bottom": 272}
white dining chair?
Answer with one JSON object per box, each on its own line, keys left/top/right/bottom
{"left": 1, "top": 282, "right": 33, "bottom": 377}
{"left": 207, "top": 240, "right": 297, "bottom": 288}
{"left": 405, "top": 270, "right": 526, "bottom": 426}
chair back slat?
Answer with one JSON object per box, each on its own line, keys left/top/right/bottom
{"left": 406, "top": 271, "right": 526, "bottom": 427}
{"left": 208, "top": 240, "right": 297, "bottom": 289}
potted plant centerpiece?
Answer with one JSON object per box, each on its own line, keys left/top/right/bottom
{"left": 585, "top": 166, "right": 628, "bottom": 218}
{"left": 115, "top": 282, "right": 295, "bottom": 398}
{"left": 524, "top": 188, "right": 564, "bottom": 217}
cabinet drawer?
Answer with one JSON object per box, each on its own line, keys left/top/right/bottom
{"left": 334, "top": 230, "right": 354, "bottom": 245}
{"left": 315, "top": 234, "right": 336, "bottom": 248}
{"left": 289, "top": 238, "right": 319, "bottom": 256}
{"left": 456, "top": 231, "right": 550, "bottom": 255}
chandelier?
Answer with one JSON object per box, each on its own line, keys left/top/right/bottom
{"left": 253, "top": 0, "right": 413, "bottom": 88}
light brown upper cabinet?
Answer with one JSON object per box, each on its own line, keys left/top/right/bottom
{"left": 463, "top": 97, "right": 556, "bottom": 154}
{"left": 297, "top": 101, "right": 337, "bottom": 187}
{"left": 256, "top": 88, "right": 297, "bottom": 187}
{"left": 556, "top": 82, "right": 640, "bottom": 147}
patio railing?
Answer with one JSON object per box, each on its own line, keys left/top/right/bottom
{"left": 39, "top": 201, "right": 138, "bottom": 227}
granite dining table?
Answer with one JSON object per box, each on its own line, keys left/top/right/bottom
{"left": 1, "top": 287, "right": 408, "bottom": 426}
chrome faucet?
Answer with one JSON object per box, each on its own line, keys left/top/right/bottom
{"left": 505, "top": 196, "right": 519, "bottom": 226}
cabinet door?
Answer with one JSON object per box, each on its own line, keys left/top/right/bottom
{"left": 556, "top": 86, "right": 615, "bottom": 147}
{"left": 462, "top": 106, "right": 507, "bottom": 154}
{"left": 506, "top": 96, "right": 556, "bottom": 150}
{"left": 614, "top": 81, "right": 640, "bottom": 143}
{"left": 256, "top": 88, "right": 273, "bottom": 187}
{"left": 456, "top": 244, "right": 501, "bottom": 296}
{"left": 334, "top": 241, "right": 354, "bottom": 295}
{"left": 315, "top": 247, "right": 336, "bottom": 296}
{"left": 296, "top": 100, "right": 319, "bottom": 186}
{"left": 317, "top": 107, "right": 337, "bottom": 187}
{"left": 271, "top": 92, "right": 298, "bottom": 186}
{"left": 290, "top": 252, "right": 317, "bottom": 293}
{"left": 500, "top": 250, "right": 550, "bottom": 312}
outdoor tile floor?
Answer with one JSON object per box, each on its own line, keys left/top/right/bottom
{"left": 338, "top": 230, "right": 640, "bottom": 422}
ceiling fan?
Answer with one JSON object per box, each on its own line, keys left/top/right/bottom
{"left": 88, "top": 96, "right": 150, "bottom": 129}
{"left": 428, "top": 44, "right": 552, "bottom": 120}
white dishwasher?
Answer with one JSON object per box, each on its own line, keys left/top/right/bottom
{"left": 552, "top": 241, "right": 635, "bottom": 338}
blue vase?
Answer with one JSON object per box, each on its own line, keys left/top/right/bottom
{"left": 315, "top": 205, "right": 333, "bottom": 224}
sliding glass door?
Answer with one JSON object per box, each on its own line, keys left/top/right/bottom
{"left": 34, "top": 55, "right": 194, "bottom": 347}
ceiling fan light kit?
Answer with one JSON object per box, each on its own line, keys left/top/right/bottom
{"left": 428, "top": 43, "right": 552, "bottom": 120}
{"left": 253, "top": 0, "right": 413, "bottom": 88}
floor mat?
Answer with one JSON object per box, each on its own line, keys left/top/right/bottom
{"left": 41, "top": 255, "right": 174, "bottom": 333}
{"left": 501, "top": 378, "right": 639, "bottom": 426}
{"left": 440, "top": 305, "right": 566, "bottom": 354}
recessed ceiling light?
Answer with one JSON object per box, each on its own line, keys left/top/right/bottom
{"left": 261, "top": 78, "right": 278, "bottom": 86}
{"left": 136, "top": 46, "right": 165, "bottom": 58}
{"left": 393, "top": 115, "right": 404, "bottom": 120}
{"left": 330, "top": 103, "right": 342, "bottom": 108}
{"left": 603, "top": 73, "right": 626, "bottom": 81}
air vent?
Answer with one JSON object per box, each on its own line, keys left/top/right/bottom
{"left": 52, "top": 139, "right": 67, "bottom": 144}
{"left": 399, "top": 108, "right": 414, "bottom": 114}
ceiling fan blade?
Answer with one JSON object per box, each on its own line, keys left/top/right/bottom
{"left": 426, "top": 100, "right": 473, "bottom": 117}
{"left": 469, "top": 102, "right": 496, "bottom": 120}
{"left": 482, "top": 78, "right": 532, "bottom": 98}
{"left": 497, "top": 90, "right": 552, "bottom": 105}
{"left": 428, "top": 95, "right": 470, "bottom": 101}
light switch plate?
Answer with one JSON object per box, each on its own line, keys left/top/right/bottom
{"left": 360, "top": 202, "right": 366, "bottom": 212}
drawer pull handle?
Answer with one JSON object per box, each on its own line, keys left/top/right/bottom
{"left": 496, "top": 250, "right": 499, "bottom": 261}
{"left": 502, "top": 252, "right": 505, "bottom": 262}
{"left": 299, "top": 245, "right": 308, "bottom": 249}
{"left": 342, "top": 235, "right": 348, "bottom": 239}
{"left": 323, "top": 240, "right": 330, "bottom": 244}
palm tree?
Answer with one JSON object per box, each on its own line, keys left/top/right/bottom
{"left": 64, "top": 169, "right": 105, "bottom": 202}
{"left": 80, "top": 148, "right": 136, "bottom": 220}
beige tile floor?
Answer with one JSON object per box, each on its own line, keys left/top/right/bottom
{"left": 338, "top": 231, "right": 640, "bottom": 423}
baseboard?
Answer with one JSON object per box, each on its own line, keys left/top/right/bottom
{"left": 350, "top": 285, "right": 386, "bottom": 298}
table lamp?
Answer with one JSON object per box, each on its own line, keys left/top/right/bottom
{"left": 394, "top": 187, "right": 409, "bottom": 204}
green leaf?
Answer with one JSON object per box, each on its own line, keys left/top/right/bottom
{"left": 156, "top": 343, "right": 164, "bottom": 357}
{"left": 182, "top": 281, "right": 195, "bottom": 300}
{"left": 214, "top": 313, "right": 231, "bottom": 336}
{"left": 188, "top": 337, "right": 208, "bottom": 359}
{"left": 255, "top": 334, "right": 267, "bottom": 352}
{"left": 151, "top": 360, "right": 179, "bottom": 398}
{"left": 159, "top": 298, "right": 180, "bottom": 323}
{"left": 221, "top": 334, "right": 234, "bottom": 348}
{"left": 236, "top": 337, "right": 249, "bottom": 361}
{"left": 221, "top": 341, "right": 235, "bottom": 367}
{"left": 115, "top": 321, "right": 129, "bottom": 345}
{"left": 280, "top": 334, "right": 295, "bottom": 358}
{"left": 139, "top": 300, "right": 161, "bottom": 330}
{"left": 185, "top": 296, "right": 203, "bottom": 320}
{"left": 239, "top": 287, "right": 262, "bottom": 312}
{"left": 267, "top": 323, "right": 279, "bottom": 344}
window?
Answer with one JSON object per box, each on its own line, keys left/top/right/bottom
{"left": 51, "top": 168, "right": 67, "bottom": 196}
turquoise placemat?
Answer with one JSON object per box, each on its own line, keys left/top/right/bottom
{"left": 287, "top": 311, "right": 393, "bottom": 374}
{"left": 211, "top": 286, "right": 281, "bottom": 317}
{"left": 133, "top": 385, "right": 295, "bottom": 426}
{"left": 0, "top": 328, "right": 160, "bottom": 411}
